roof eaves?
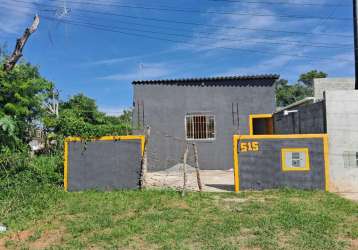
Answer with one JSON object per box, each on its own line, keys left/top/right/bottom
{"left": 132, "top": 74, "right": 280, "bottom": 85}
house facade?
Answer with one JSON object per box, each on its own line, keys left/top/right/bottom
{"left": 132, "top": 75, "right": 279, "bottom": 171}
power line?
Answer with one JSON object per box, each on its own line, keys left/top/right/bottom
{"left": 44, "top": 0, "right": 353, "bottom": 8}
{"left": 15, "top": 0, "right": 352, "bottom": 21}
{"left": 209, "top": 0, "right": 351, "bottom": 7}
{"left": 279, "top": 0, "right": 347, "bottom": 73}
{"left": 39, "top": 15, "right": 354, "bottom": 63}
{"left": 70, "top": 11, "right": 353, "bottom": 48}
{"left": 2, "top": 3, "right": 353, "bottom": 63}
{"left": 9, "top": 0, "right": 354, "bottom": 38}
{"left": 53, "top": 14, "right": 352, "bottom": 50}
{"left": 3, "top": 3, "right": 352, "bottom": 49}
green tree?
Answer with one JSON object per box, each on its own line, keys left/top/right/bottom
{"left": 0, "top": 59, "right": 53, "bottom": 145}
{"left": 276, "top": 70, "right": 327, "bottom": 107}
{"left": 104, "top": 109, "right": 132, "bottom": 126}
{"left": 45, "top": 94, "right": 132, "bottom": 138}
{"left": 60, "top": 93, "right": 105, "bottom": 124}
{"left": 0, "top": 115, "right": 19, "bottom": 150}
{"left": 298, "top": 70, "right": 327, "bottom": 88}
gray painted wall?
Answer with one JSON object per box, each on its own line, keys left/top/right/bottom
{"left": 314, "top": 78, "right": 355, "bottom": 100}
{"left": 238, "top": 138, "right": 326, "bottom": 190}
{"left": 133, "top": 84, "right": 276, "bottom": 171}
{"left": 325, "top": 90, "right": 358, "bottom": 192}
{"left": 273, "top": 101, "right": 325, "bottom": 134}
{"left": 67, "top": 140, "right": 142, "bottom": 191}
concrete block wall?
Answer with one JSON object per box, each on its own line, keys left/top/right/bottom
{"left": 325, "top": 90, "right": 358, "bottom": 192}
{"left": 314, "top": 78, "right": 355, "bottom": 100}
{"left": 235, "top": 136, "right": 328, "bottom": 191}
{"left": 273, "top": 101, "right": 325, "bottom": 134}
{"left": 65, "top": 137, "right": 144, "bottom": 191}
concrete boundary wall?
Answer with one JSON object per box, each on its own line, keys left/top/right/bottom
{"left": 325, "top": 90, "right": 358, "bottom": 192}
{"left": 273, "top": 101, "right": 326, "bottom": 134}
{"left": 233, "top": 134, "right": 329, "bottom": 192}
{"left": 64, "top": 136, "right": 145, "bottom": 192}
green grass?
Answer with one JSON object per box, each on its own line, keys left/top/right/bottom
{"left": 1, "top": 188, "right": 357, "bottom": 250}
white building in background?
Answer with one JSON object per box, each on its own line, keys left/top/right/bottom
{"left": 314, "top": 77, "right": 355, "bottom": 100}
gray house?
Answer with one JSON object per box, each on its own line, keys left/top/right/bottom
{"left": 132, "top": 75, "right": 279, "bottom": 171}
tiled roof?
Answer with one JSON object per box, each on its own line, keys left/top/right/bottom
{"left": 132, "top": 74, "right": 280, "bottom": 86}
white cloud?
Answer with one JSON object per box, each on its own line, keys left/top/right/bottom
{"left": 97, "top": 62, "right": 171, "bottom": 81}
{"left": 0, "top": 0, "right": 122, "bottom": 34}
{"left": 0, "top": 0, "right": 38, "bottom": 34}
{"left": 83, "top": 48, "right": 178, "bottom": 67}
{"left": 223, "top": 55, "right": 292, "bottom": 76}
{"left": 169, "top": 1, "right": 353, "bottom": 81}
{"left": 177, "top": 1, "right": 351, "bottom": 63}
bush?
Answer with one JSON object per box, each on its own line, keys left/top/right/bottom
{"left": 0, "top": 152, "right": 63, "bottom": 228}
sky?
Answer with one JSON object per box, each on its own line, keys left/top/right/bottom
{"left": 0, "top": 0, "right": 354, "bottom": 115}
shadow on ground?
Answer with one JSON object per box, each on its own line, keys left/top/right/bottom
{"left": 205, "top": 184, "right": 235, "bottom": 191}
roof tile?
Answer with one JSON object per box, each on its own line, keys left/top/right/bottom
{"left": 132, "top": 74, "right": 280, "bottom": 86}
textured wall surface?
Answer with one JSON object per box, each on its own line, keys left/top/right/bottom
{"left": 273, "top": 101, "right": 325, "bottom": 134}
{"left": 67, "top": 140, "right": 142, "bottom": 191}
{"left": 237, "top": 138, "right": 326, "bottom": 190}
{"left": 325, "top": 90, "right": 358, "bottom": 192}
{"left": 314, "top": 78, "right": 355, "bottom": 100}
{"left": 133, "top": 84, "right": 276, "bottom": 171}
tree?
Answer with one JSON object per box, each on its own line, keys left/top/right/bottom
{"left": 105, "top": 109, "right": 132, "bottom": 126}
{"left": 276, "top": 70, "right": 327, "bottom": 107}
{"left": 44, "top": 94, "right": 132, "bottom": 138}
{"left": 298, "top": 70, "right": 327, "bottom": 88}
{"left": 60, "top": 93, "right": 106, "bottom": 124}
{"left": 0, "top": 59, "right": 53, "bottom": 145}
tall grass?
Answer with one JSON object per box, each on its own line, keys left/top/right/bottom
{"left": 0, "top": 153, "right": 64, "bottom": 229}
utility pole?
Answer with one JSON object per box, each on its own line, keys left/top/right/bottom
{"left": 353, "top": 0, "right": 358, "bottom": 89}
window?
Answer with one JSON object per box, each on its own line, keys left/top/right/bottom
{"left": 281, "top": 148, "right": 310, "bottom": 171}
{"left": 343, "top": 151, "right": 358, "bottom": 169}
{"left": 185, "top": 114, "right": 215, "bottom": 140}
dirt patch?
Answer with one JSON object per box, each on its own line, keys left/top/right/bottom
{"left": 147, "top": 170, "right": 234, "bottom": 192}
{"left": 0, "top": 225, "right": 65, "bottom": 250}
{"left": 11, "top": 229, "right": 32, "bottom": 241}
{"left": 338, "top": 193, "right": 358, "bottom": 202}
{"left": 350, "top": 239, "right": 358, "bottom": 250}
{"left": 0, "top": 236, "right": 8, "bottom": 249}
{"left": 0, "top": 229, "right": 33, "bottom": 249}
{"left": 29, "top": 227, "right": 65, "bottom": 249}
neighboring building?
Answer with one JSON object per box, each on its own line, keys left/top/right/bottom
{"left": 314, "top": 77, "right": 355, "bottom": 100}
{"left": 275, "top": 77, "right": 358, "bottom": 193}
{"left": 132, "top": 75, "right": 279, "bottom": 171}
{"left": 325, "top": 90, "right": 358, "bottom": 192}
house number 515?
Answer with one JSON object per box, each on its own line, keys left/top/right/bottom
{"left": 240, "top": 142, "right": 259, "bottom": 152}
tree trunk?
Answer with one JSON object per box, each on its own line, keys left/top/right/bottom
{"left": 3, "top": 15, "right": 40, "bottom": 72}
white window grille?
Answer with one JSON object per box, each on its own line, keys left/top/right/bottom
{"left": 291, "top": 152, "right": 302, "bottom": 168}
{"left": 281, "top": 148, "right": 310, "bottom": 171}
{"left": 185, "top": 114, "right": 215, "bottom": 140}
{"left": 343, "top": 151, "right": 358, "bottom": 168}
